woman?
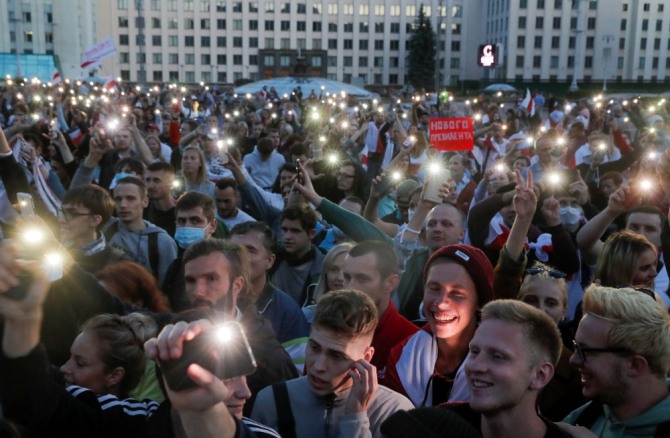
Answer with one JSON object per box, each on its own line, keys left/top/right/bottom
{"left": 302, "top": 242, "right": 354, "bottom": 322}
{"left": 384, "top": 244, "right": 494, "bottom": 407}
{"left": 595, "top": 230, "right": 657, "bottom": 289}
{"left": 517, "top": 262, "right": 585, "bottom": 421}
{"left": 96, "top": 261, "right": 171, "bottom": 312}
{"left": 145, "top": 133, "right": 166, "bottom": 162}
{"left": 335, "top": 159, "right": 369, "bottom": 201}
{"left": 180, "top": 144, "right": 215, "bottom": 199}
{"left": 0, "top": 255, "right": 159, "bottom": 436}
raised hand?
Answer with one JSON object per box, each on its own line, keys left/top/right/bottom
{"left": 513, "top": 170, "right": 537, "bottom": 220}
{"left": 344, "top": 359, "right": 378, "bottom": 414}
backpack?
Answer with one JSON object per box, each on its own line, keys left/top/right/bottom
{"left": 104, "top": 222, "right": 160, "bottom": 278}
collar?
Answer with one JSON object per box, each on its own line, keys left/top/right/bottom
{"left": 284, "top": 245, "right": 316, "bottom": 266}
{"left": 76, "top": 234, "right": 107, "bottom": 256}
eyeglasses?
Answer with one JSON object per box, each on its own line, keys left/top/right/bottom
{"left": 525, "top": 267, "right": 566, "bottom": 279}
{"left": 58, "top": 207, "right": 94, "bottom": 221}
{"left": 616, "top": 285, "right": 656, "bottom": 301}
{"left": 572, "top": 340, "right": 630, "bottom": 363}
{"left": 336, "top": 172, "right": 355, "bottom": 179}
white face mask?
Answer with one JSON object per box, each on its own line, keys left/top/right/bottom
{"left": 560, "top": 206, "right": 582, "bottom": 226}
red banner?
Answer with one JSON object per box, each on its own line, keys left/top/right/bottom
{"left": 429, "top": 117, "right": 474, "bottom": 151}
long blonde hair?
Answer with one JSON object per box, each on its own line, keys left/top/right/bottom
{"left": 181, "top": 145, "right": 209, "bottom": 185}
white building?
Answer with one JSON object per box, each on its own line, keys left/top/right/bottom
{"left": 0, "top": 0, "right": 97, "bottom": 78}
{"left": 1, "top": 0, "right": 668, "bottom": 85}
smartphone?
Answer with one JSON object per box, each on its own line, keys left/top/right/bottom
{"left": 423, "top": 167, "right": 450, "bottom": 204}
{"left": 376, "top": 173, "right": 396, "bottom": 196}
{"left": 217, "top": 140, "right": 229, "bottom": 165}
{"left": 17, "top": 192, "right": 35, "bottom": 217}
{"left": 158, "top": 322, "right": 257, "bottom": 392}
{"left": 312, "top": 147, "right": 323, "bottom": 161}
{"left": 295, "top": 159, "right": 304, "bottom": 185}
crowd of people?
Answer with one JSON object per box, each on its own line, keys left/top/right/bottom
{"left": 0, "top": 76, "right": 669, "bottom": 437}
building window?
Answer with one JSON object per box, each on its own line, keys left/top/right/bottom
{"left": 343, "top": 56, "right": 353, "bottom": 67}
{"left": 551, "top": 36, "right": 560, "bottom": 48}
{"left": 217, "top": 36, "right": 226, "bottom": 47}
{"left": 360, "top": 22, "right": 369, "bottom": 32}
{"left": 184, "top": 36, "right": 194, "bottom": 46}
{"left": 217, "top": 54, "right": 226, "bottom": 64}
{"left": 654, "top": 38, "right": 661, "bottom": 50}
{"left": 119, "top": 34, "right": 129, "bottom": 45}
{"left": 250, "top": 55, "right": 258, "bottom": 65}
{"left": 119, "top": 17, "right": 129, "bottom": 27}
{"left": 359, "top": 57, "right": 368, "bottom": 67}
{"left": 297, "top": 21, "right": 306, "bottom": 31}
{"left": 642, "top": 19, "right": 648, "bottom": 31}
{"left": 517, "top": 36, "right": 525, "bottom": 48}
{"left": 516, "top": 55, "right": 524, "bottom": 68}
{"left": 359, "top": 40, "right": 368, "bottom": 50}
{"left": 168, "top": 53, "right": 179, "bottom": 64}
{"left": 152, "top": 17, "right": 161, "bottom": 28}
{"left": 152, "top": 35, "right": 161, "bottom": 46}
{"left": 620, "top": 19, "right": 626, "bottom": 31}
{"left": 234, "top": 55, "right": 243, "bottom": 65}
{"left": 535, "top": 17, "right": 544, "bottom": 29}
{"left": 168, "top": 18, "right": 178, "bottom": 29}
{"left": 586, "top": 36, "right": 594, "bottom": 49}
{"left": 313, "top": 22, "right": 322, "bottom": 31}
{"left": 552, "top": 17, "right": 561, "bottom": 29}
{"left": 201, "top": 19, "right": 210, "bottom": 29}
{"left": 534, "top": 36, "right": 542, "bottom": 48}
{"left": 518, "top": 16, "right": 526, "bottom": 28}
{"left": 217, "top": 19, "right": 226, "bottom": 29}
{"left": 168, "top": 35, "right": 178, "bottom": 46}
{"left": 375, "top": 23, "right": 384, "bottom": 33}
{"left": 233, "top": 1, "right": 242, "bottom": 12}
{"left": 312, "top": 56, "right": 322, "bottom": 67}
{"left": 451, "top": 41, "right": 460, "bottom": 51}
{"left": 120, "top": 52, "right": 130, "bottom": 63}
{"left": 344, "top": 39, "right": 353, "bottom": 49}
{"left": 250, "top": 37, "right": 258, "bottom": 48}
{"left": 550, "top": 56, "right": 559, "bottom": 68}
{"left": 328, "top": 22, "right": 337, "bottom": 32}
{"left": 620, "top": 38, "right": 626, "bottom": 49}
{"left": 640, "top": 38, "right": 647, "bottom": 50}
{"left": 281, "top": 21, "right": 291, "bottom": 31}
{"left": 152, "top": 53, "right": 162, "bottom": 63}
{"left": 233, "top": 37, "right": 242, "bottom": 47}
{"left": 328, "top": 39, "right": 337, "bottom": 49}
{"left": 533, "top": 56, "right": 541, "bottom": 67}
{"left": 374, "top": 40, "right": 384, "bottom": 50}
{"left": 265, "top": 38, "right": 274, "bottom": 48}
{"left": 520, "top": 0, "right": 527, "bottom": 8}
{"left": 537, "top": 0, "right": 545, "bottom": 8}
{"left": 249, "top": 1, "right": 258, "bottom": 12}
{"left": 587, "top": 17, "right": 596, "bottom": 29}
{"left": 360, "top": 4, "right": 369, "bottom": 14}
{"left": 151, "top": 0, "right": 161, "bottom": 10}
{"left": 313, "top": 39, "right": 321, "bottom": 49}
{"left": 585, "top": 56, "right": 593, "bottom": 68}
{"left": 643, "top": 3, "right": 650, "bottom": 11}
{"left": 374, "top": 56, "right": 384, "bottom": 67}
{"left": 185, "top": 54, "right": 195, "bottom": 64}
{"left": 297, "top": 3, "right": 306, "bottom": 13}
{"left": 185, "top": 18, "right": 194, "bottom": 29}
{"left": 265, "top": 21, "right": 274, "bottom": 31}
{"left": 118, "top": 0, "right": 128, "bottom": 10}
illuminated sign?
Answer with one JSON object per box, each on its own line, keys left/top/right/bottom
{"left": 478, "top": 44, "right": 497, "bottom": 68}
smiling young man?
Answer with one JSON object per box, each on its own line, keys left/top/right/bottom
{"left": 441, "top": 299, "right": 565, "bottom": 438}
{"left": 251, "top": 289, "right": 413, "bottom": 438}
{"left": 560, "top": 285, "right": 670, "bottom": 437}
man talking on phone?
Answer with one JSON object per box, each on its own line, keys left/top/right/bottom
{"left": 251, "top": 289, "right": 413, "bottom": 438}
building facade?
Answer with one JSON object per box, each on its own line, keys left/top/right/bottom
{"left": 1, "top": 0, "right": 668, "bottom": 85}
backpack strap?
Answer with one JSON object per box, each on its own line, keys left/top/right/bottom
{"left": 102, "top": 221, "right": 120, "bottom": 243}
{"left": 573, "top": 401, "right": 604, "bottom": 429}
{"left": 271, "top": 381, "right": 296, "bottom": 438}
{"left": 148, "top": 232, "right": 159, "bottom": 278}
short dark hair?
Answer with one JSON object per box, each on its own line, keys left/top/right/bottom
{"left": 348, "top": 241, "right": 399, "bottom": 279}
{"left": 230, "top": 221, "right": 277, "bottom": 254}
{"left": 183, "top": 239, "right": 249, "bottom": 297}
{"left": 115, "top": 176, "right": 147, "bottom": 198}
{"left": 626, "top": 204, "right": 665, "bottom": 227}
{"left": 289, "top": 142, "right": 308, "bottom": 157}
{"left": 146, "top": 161, "right": 175, "bottom": 174}
{"left": 215, "top": 177, "right": 238, "bottom": 191}
{"left": 281, "top": 204, "right": 317, "bottom": 231}
{"left": 62, "top": 185, "right": 115, "bottom": 232}
{"left": 599, "top": 171, "right": 623, "bottom": 186}
{"left": 257, "top": 137, "right": 273, "bottom": 150}
{"left": 115, "top": 157, "right": 145, "bottom": 176}
{"left": 176, "top": 192, "right": 216, "bottom": 221}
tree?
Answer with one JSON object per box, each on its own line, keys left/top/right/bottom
{"left": 407, "top": 5, "right": 437, "bottom": 92}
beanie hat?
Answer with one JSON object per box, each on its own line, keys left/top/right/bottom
{"left": 380, "top": 407, "right": 482, "bottom": 438}
{"left": 423, "top": 244, "right": 495, "bottom": 306}
{"left": 395, "top": 179, "right": 420, "bottom": 200}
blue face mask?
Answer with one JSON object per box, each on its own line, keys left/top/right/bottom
{"left": 110, "top": 172, "right": 133, "bottom": 189}
{"left": 174, "top": 227, "right": 206, "bottom": 249}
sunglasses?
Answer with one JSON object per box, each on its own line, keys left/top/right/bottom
{"left": 525, "top": 267, "right": 566, "bottom": 279}
{"left": 615, "top": 285, "right": 656, "bottom": 301}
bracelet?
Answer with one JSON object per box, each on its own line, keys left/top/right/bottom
{"left": 404, "top": 226, "right": 422, "bottom": 235}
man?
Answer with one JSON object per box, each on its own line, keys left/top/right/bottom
{"left": 473, "top": 122, "right": 509, "bottom": 174}
{"left": 561, "top": 285, "right": 670, "bottom": 436}
{"left": 162, "top": 192, "right": 218, "bottom": 311}
{"left": 382, "top": 297, "right": 566, "bottom": 436}
{"left": 448, "top": 154, "right": 477, "bottom": 214}
{"left": 182, "top": 239, "right": 298, "bottom": 414}
{"left": 363, "top": 111, "right": 391, "bottom": 178}
{"left": 251, "top": 289, "right": 414, "bottom": 437}
{"left": 214, "top": 178, "right": 255, "bottom": 230}
{"left": 270, "top": 204, "right": 325, "bottom": 306}
{"left": 319, "top": 196, "right": 366, "bottom": 252}
{"left": 143, "top": 161, "right": 177, "bottom": 237}
{"left": 440, "top": 300, "right": 565, "bottom": 437}
{"left": 396, "top": 201, "right": 467, "bottom": 320}
{"left": 229, "top": 221, "right": 309, "bottom": 344}
{"left": 523, "top": 134, "right": 566, "bottom": 182}
{"left": 98, "top": 124, "right": 153, "bottom": 189}
{"left": 243, "top": 136, "right": 285, "bottom": 190}
{"left": 58, "top": 184, "right": 130, "bottom": 274}
{"left": 106, "top": 176, "right": 178, "bottom": 285}
{"left": 343, "top": 241, "right": 418, "bottom": 379}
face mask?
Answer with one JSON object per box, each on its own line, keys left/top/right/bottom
{"left": 560, "top": 207, "right": 582, "bottom": 226}
{"left": 175, "top": 227, "right": 206, "bottom": 249}
{"left": 407, "top": 208, "right": 415, "bottom": 222}
{"left": 332, "top": 225, "right": 347, "bottom": 240}
{"left": 109, "top": 172, "right": 133, "bottom": 189}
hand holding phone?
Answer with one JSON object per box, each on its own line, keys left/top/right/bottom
{"left": 157, "top": 321, "right": 257, "bottom": 392}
